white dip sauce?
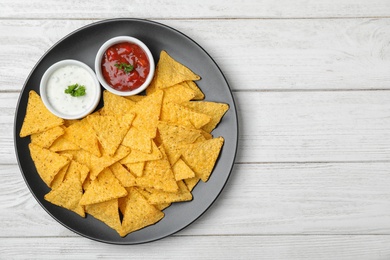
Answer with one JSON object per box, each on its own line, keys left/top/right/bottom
{"left": 46, "top": 65, "right": 96, "bottom": 115}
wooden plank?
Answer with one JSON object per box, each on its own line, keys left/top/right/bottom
{"left": 5, "top": 90, "right": 390, "bottom": 164}
{"left": 1, "top": 0, "right": 390, "bottom": 19}
{"left": 3, "top": 162, "right": 390, "bottom": 237}
{"left": 2, "top": 19, "right": 390, "bottom": 92}
{"left": 1, "top": 235, "right": 390, "bottom": 259}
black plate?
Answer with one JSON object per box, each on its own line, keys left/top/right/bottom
{"left": 14, "top": 18, "right": 238, "bottom": 244}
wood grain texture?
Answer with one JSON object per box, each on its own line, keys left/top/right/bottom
{"left": 1, "top": 235, "right": 390, "bottom": 259}
{"left": 1, "top": 0, "right": 390, "bottom": 19}
{"left": 2, "top": 19, "right": 390, "bottom": 92}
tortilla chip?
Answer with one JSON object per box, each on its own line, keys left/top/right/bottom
{"left": 183, "top": 81, "right": 204, "bottom": 100}
{"left": 119, "top": 187, "right": 164, "bottom": 237}
{"left": 157, "top": 121, "right": 202, "bottom": 165}
{"left": 122, "top": 126, "right": 152, "bottom": 154}
{"left": 130, "top": 90, "right": 163, "bottom": 139}
{"left": 135, "top": 146, "right": 178, "bottom": 192}
{"left": 125, "top": 95, "right": 146, "bottom": 102}
{"left": 120, "top": 140, "right": 162, "bottom": 164}
{"left": 29, "top": 143, "right": 71, "bottom": 187}
{"left": 160, "top": 102, "right": 211, "bottom": 129}
{"left": 50, "top": 153, "right": 73, "bottom": 189}
{"left": 109, "top": 162, "right": 136, "bottom": 187}
{"left": 146, "top": 180, "right": 192, "bottom": 205}
{"left": 124, "top": 161, "right": 145, "bottom": 177}
{"left": 172, "top": 159, "right": 195, "bottom": 181}
{"left": 87, "top": 113, "right": 135, "bottom": 156}
{"left": 44, "top": 166, "right": 85, "bottom": 217}
{"left": 181, "top": 137, "right": 224, "bottom": 182}
{"left": 20, "top": 90, "right": 64, "bottom": 137}
{"left": 161, "top": 82, "right": 196, "bottom": 104}
{"left": 79, "top": 167, "right": 127, "bottom": 205}
{"left": 67, "top": 145, "right": 130, "bottom": 180}
{"left": 49, "top": 134, "right": 80, "bottom": 152}
{"left": 155, "top": 51, "right": 200, "bottom": 89}
{"left": 85, "top": 199, "right": 122, "bottom": 235}
{"left": 100, "top": 90, "right": 136, "bottom": 116}
{"left": 184, "top": 177, "right": 201, "bottom": 192}
{"left": 182, "top": 101, "right": 229, "bottom": 133}
{"left": 62, "top": 118, "right": 101, "bottom": 157}
{"left": 30, "top": 126, "right": 65, "bottom": 148}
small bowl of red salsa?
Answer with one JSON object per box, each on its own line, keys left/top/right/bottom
{"left": 95, "top": 36, "right": 155, "bottom": 96}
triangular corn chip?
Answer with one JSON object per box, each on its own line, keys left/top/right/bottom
{"left": 44, "top": 165, "right": 85, "bottom": 217}
{"left": 145, "top": 180, "right": 192, "bottom": 205}
{"left": 30, "top": 126, "right": 64, "bottom": 148}
{"left": 79, "top": 167, "right": 127, "bottom": 205}
{"left": 62, "top": 118, "right": 101, "bottom": 157}
{"left": 100, "top": 90, "right": 136, "bottom": 116}
{"left": 87, "top": 113, "right": 135, "bottom": 156}
{"left": 172, "top": 159, "right": 195, "bottom": 181}
{"left": 181, "top": 137, "right": 224, "bottom": 182}
{"left": 160, "top": 102, "right": 211, "bottom": 129}
{"left": 85, "top": 199, "right": 122, "bottom": 235}
{"left": 122, "top": 126, "right": 152, "bottom": 154}
{"left": 20, "top": 90, "right": 64, "bottom": 137}
{"left": 155, "top": 51, "right": 200, "bottom": 89}
{"left": 119, "top": 187, "right": 164, "bottom": 237}
{"left": 109, "top": 162, "right": 136, "bottom": 187}
{"left": 29, "top": 143, "right": 71, "bottom": 187}
{"left": 182, "top": 101, "right": 229, "bottom": 133}
{"left": 124, "top": 161, "right": 145, "bottom": 177}
{"left": 120, "top": 140, "right": 162, "bottom": 164}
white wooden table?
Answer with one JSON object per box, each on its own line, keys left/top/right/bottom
{"left": 2, "top": 1, "right": 390, "bottom": 259}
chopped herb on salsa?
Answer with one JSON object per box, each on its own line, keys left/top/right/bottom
{"left": 114, "top": 62, "right": 134, "bottom": 74}
{"left": 65, "top": 84, "right": 86, "bottom": 97}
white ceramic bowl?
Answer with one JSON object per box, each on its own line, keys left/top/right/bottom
{"left": 40, "top": 59, "right": 101, "bottom": 120}
{"left": 94, "top": 36, "right": 155, "bottom": 96}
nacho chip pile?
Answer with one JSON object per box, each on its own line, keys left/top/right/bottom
{"left": 19, "top": 50, "right": 229, "bottom": 237}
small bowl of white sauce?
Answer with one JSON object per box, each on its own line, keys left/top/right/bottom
{"left": 40, "top": 59, "right": 101, "bottom": 120}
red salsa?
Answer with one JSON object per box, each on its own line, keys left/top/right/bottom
{"left": 101, "top": 42, "right": 150, "bottom": 91}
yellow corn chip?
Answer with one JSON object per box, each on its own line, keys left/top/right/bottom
{"left": 50, "top": 153, "right": 73, "bottom": 189}
{"left": 135, "top": 146, "right": 178, "bottom": 192}
{"left": 85, "top": 199, "right": 122, "bottom": 236}
{"left": 182, "top": 101, "right": 229, "bottom": 133}
{"left": 62, "top": 118, "right": 101, "bottom": 157}
{"left": 155, "top": 50, "right": 200, "bottom": 89}
{"left": 79, "top": 167, "right": 127, "bottom": 205}
{"left": 183, "top": 81, "right": 204, "bottom": 100}
{"left": 119, "top": 187, "right": 164, "bottom": 237}
{"left": 146, "top": 180, "right": 192, "bottom": 205}
{"left": 120, "top": 140, "right": 162, "bottom": 164}
{"left": 160, "top": 102, "right": 211, "bottom": 129}
{"left": 110, "top": 162, "right": 136, "bottom": 187}
{"left": 44, "top": 166, "right": 85, "bottom": 217}
{"left": 87, "top": 113, "right": 135, "bottom": 156}
{"left": 161, "top": 82, "right": 196, "bottom": 104}
{"left": 157, "top": 121, "right": 202, "bottom": 165}
{"left": 130, "top": 90, "right": 163, "bottom": 139}
{"left": 66, "top": 145, "right": 130, "bottom": 180}
{"left": 184, "top": 177, "right": 201, "bottom": 192}
{"left": 30, "top": 126, "right": 65, "bottom": 148}
{"left": 124, "top": 161, "right": 145, "bottom": 177}
{"left": 49, "top": 134, "right": 80, "bottom": 152}
{"left": 172, "top": 159, "right": 195, "bottom": 181}
{"left": 29, "top": 143, "right": 71, "bottom": 187}
{"left": 125, "top": 95, "right": 145, "bottom": 102}
{"left": 122, "top": 126, "right": 152, "bottom": 154}
{"left": 20, "top": 90, "right": 64, "bottom": 137}
{"left": 100, "top": 90, "right": 136, "bottom": 116}
{"left": 181, "top": 137, "right": 224, "bottom": 182}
